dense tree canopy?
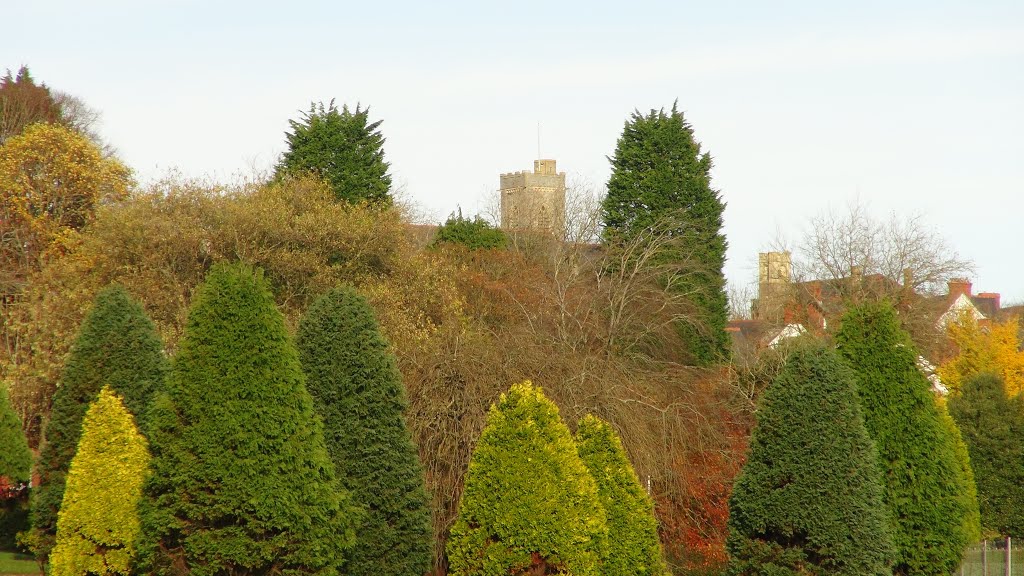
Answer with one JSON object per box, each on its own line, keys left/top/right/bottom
{"left": 1, "top": 174, "right": 747, "bottom": 573}
{"left": 447, "top": 382, "right": 608, "bottom": 576}
{"left": 727, "top": 343, "right": 895, "bottom": 576}
{"left": 949, "top": 373, "right": 1024, "bottom": 537}
{"left": 576, "top": 414, "right": 667, "bottom": 576}
{"left": 296, "top": 286, "right": 431, "bottom": 576}
{"left": 276, "top": 100, "right": 391, "bottom": 203}
{"left": 836, "top": 301, "right": 975, "bottom": 576}
{"left": 601, "top": 103, "right": 729, "bottom": 365}
{"left": 0, "top": 123, "right": 131, "bottom": 284}
{"left": 29, "top": 285, "right": 166, "bottom": 563}
{"left": 137, "top": 263, "right": 355, "bottom": 575}
{"left": 49, "top": 386, "right": 148, "bottom": 576}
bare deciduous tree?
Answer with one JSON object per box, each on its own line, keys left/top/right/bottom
{"left": 795, "top": 200, "right": 973, "bottom": 296}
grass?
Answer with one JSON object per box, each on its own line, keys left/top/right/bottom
{"left": 0, "top": 551, "right": 39, "bottom": 575}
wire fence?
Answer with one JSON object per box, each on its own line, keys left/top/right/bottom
{"left": 959, "top": 538, "right": 1024, "bottom": 576}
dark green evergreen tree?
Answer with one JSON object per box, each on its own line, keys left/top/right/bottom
{"left": 296, "top": 286, "right": 431, "bottom": 576}
{"left": 29, "top": 285, "right": 167, "bottom": 563}
{"left": 0, "top": 384, "right": 31, "bottom": 483}
{"left": 136, "top": 263, "right": 354, "bottom": 575}
{"left": 432, "top": 209, "right": 507, "bottom": 250}
{"left": 275, "top": 100, "right": 391, "bottom": 204}
{"left": 836, "top": 301, "right": 974, "bottom": 575}
{"left": 727, "top": 344, "right": 895, "bottom": 576}
{"left": 447, "top": 382, "right": 608, "bottom": 576}
{"left": 575, "top": 415, "right": 667, "bottom": 576}
{"left": 949, "top": 373, "right": 1024, "bottom": 537}
{"left": 601, "top": 103, "right": 729, "bottom": 365}
{"left": 0, "top": 385, "right": 32, "bottom": 551}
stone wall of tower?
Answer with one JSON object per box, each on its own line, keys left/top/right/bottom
{"left": 752, "top": 251, "right": 792, "bottom": 321}
{"left": 500, "top": 159, "right": 566, "bottom": 235}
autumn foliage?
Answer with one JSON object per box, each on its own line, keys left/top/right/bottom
{"left": 939, "top": 313, "right": 1024, "bottom": 397}
{"left": 0, "top": 123, "right": 131, "bottom": 281}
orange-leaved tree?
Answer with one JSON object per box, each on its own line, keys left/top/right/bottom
{"left": 939, "top": 312, "right": 1024, "bottom": 397}
{"left": 0, "top": 123, "right": 131, "bottom": 283}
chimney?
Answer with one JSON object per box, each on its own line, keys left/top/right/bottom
{"left": 948, "top": 278, "right": 972, "bottom": 300}
{"left": 851, "top": 265, "right": 864, "bottom": 282}
{"left": 977, "top": 292, "right": 1001, "bottom": 312}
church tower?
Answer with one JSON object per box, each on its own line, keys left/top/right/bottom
{"left": 499, "top": 159, "right": 566, "bottom": 236}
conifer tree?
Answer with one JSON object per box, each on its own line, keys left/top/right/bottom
{"left": 836, "top": 301, "right": 974, "bottom": 575}
{"left": 136, "top": 263, "right": 354, "bottom": 575}
{"left": 0, "top": 384, "right": 31, "bottom": 483}
{"left": 296, "top": 286, "right": 431, "bottom": 576}
{"left": 30, "top": 285, "right": 166, "bottom": 562}
{"left": 949, "top": 373, "right": 1024, "bottom": 537}
{"left": 601, "top": 103, "right": 729, "bottom": 365}
{"left": 276, "top": 100, "right": 391, "bottom": 204}
{"left": 432, "top": 210, "right": 507, "bottom": 250}
{"left": 49, "top": 386, "right": 148, "bottom": 576}
{"left": 575, "top": 414, "right": 667, "bottom": 576}
{"left": 727, "top": 344, "right": 895, "bottom": 576}
{"left": 447, "top": 382, "right": 608, "bottom": 576}
{"left": 938, "top": 403, "right": 982, "bottom": 544}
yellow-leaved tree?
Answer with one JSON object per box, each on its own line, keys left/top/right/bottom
{"left": 49, "top": 385, "right": 149, "bottom": 576}
{"left": 939, "top": 313, "right": 1024, "bottom": 397}
{"left": 0, "top": 123, "right": 131, "bottom": 284}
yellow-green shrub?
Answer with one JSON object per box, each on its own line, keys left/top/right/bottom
{"left": 447, "top": 382, "right": 608, "bottom": 576}
{"left": 49, "top": 386, "right": 148, "bottom": 576}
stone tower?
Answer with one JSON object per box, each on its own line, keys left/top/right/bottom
{"left": 499, "top": 159, "right": 566, "bottom": 235}
{"left": 752, "top": 251, "right": 792, "bottom": 321}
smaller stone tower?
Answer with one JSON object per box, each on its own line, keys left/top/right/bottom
{"left": 499, "top": 159, "right": 566, "bottom": 235}
{"left": 752, "top": 251, "right": 792, "bottom": 321}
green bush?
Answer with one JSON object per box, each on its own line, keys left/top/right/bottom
{"left": 575, "top": 414, "right": 667, "bottom": 576}
{"left": 949, "top": 373, "right": 1024, "bottom": 537}
{"left": 49, "top": 386, "right": 148, "bottom": 576}
{"left": 0, "top": 495, "right": 30, "bottom": 552}
{"left": 137, "top": 263, "right": 355, "bottom": 575}
{"left": 0, "top": 385, "right": 30, "bottom": 484}
{"left": 29, "top": 285, "right": 166, "bottom": 562}
{"left": 432, "top": 211, "right": 507, "bottom": 250}
{"left": 836, "top": 301, "right": 974, "bottom": 575}
{"left": 727, "top": 343, "right": 895, "bottom": 576}
{"left": 296, "top": 286, "right": 431, "bottom": 576}
{"left": 447, "top": 382, "right": 608, "bottom": 576}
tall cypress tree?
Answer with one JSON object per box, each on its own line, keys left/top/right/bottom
{"left": 949, "top": 373, "right": 1024, "bottom": 537}
{"left": 575, "top": 415, "right": 667, "bottom": 576}
{"left": 275, "top": 100, "right": 392, "bottom": 204}
{"left": 29, "top": 285, "right": 167, "bottom": 563}
{"left": 296, "top": 286, "right": 431, "bottom": 576}
{"left": 836, "top": 301, "right": 974, "bottom": 575}
{"left": 601, "top": 103, "right": 729, "bottom": 365}
{"left": 49, "top": 386, "right": 149, "bottom": 576}
{"left": 727, "top": 344, "right": 895, "bottom": 576}
{"left": 447, "top": 382, "right": 608, "bottom": 576}
{"left": 0, "top": 384, "right": 31, "bottom": 483}
{"left": 938, "top": 403, "right": 983, "bottom": 544}
{"left": 136, "top": 263, "right": 354, "bottom": 575}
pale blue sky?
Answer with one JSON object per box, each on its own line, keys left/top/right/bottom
{"left": 5, "top": 1, "right": 1024, "bottom": 301}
